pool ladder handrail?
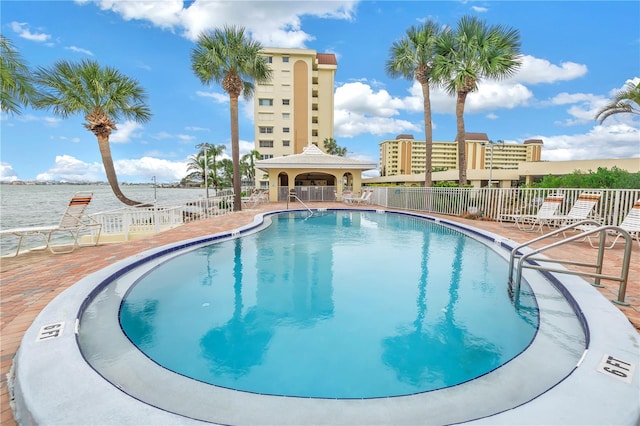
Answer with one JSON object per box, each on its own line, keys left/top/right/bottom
{"left": 286, "top": 191, "right": 314, "bottom": 215}
{"left": 508, "top": 219, "right": 633, "bottom": 306}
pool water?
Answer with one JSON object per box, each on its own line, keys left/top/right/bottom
{"left": 119, "top": 211, "right": 538, "bottom": 398}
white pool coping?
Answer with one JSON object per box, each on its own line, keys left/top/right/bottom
{"left": 9, "top": 209, "right": 640, "bottom": 425}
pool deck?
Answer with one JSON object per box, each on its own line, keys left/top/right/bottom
{"left": 1, "top": 202, "right": 639, "bottom": 425}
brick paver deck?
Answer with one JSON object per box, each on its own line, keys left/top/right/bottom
{"left": 1, "top": 202, "right": 638, "bottom": 425}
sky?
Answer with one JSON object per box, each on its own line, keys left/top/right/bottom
{"left": 1, "top": 0, "right": 639, "bottom": 184}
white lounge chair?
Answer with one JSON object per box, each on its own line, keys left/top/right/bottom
{"left": 578, "top": 198, "right": 640, "bottom": 248}
{"left": 0, "top": 191, "right": 102, "bottom": 256}
{"left": 551, "top": 192, "right": 602, "bottom": 229}
{"left": 349, "top": 190, "right": 373, "bottom": 205}
{"left": 501, "top": 194, "right": 565, "bottom": 233}
{"left": 241, "top": 189, "right": 268, "bottom": 208}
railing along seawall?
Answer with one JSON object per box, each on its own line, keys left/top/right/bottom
{"left": 369, "top": 187, "right": 640, "bottom": 227}
{"left": 91, "top": 193, "right": 235, "bottom": 241}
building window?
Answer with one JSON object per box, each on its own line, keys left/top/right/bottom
{"left": 258, "top": 113, "right": 274, "bottom": 121}
{"left": 282, "top": 56, "right": 289, "bottom": 63}
{"left": 260, "top": 154, "right": 273, "bottom": 160}
{"left": 283, "top": 127, "right": 290, "bottom": 133}
{"left": 282, "top": 113, "right": 290, "bottom": 120}
{"left": 282, "top": 99, "right": 290, "bottom": 105}
{"left": 258, "top": 98, "right": 273, "bottom": 106}
{"left": 259, "top": 140, "right": 274, "bottom": 148}
{"left": 264, "top": 56, "right": 273, "bottom": 63}
{"left": 282, "top": 140, "right": 290, "bottom": 147}
{"left": 259, "top": 127, "right": 273, "bottom": 134}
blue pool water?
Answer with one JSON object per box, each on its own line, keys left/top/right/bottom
{"left": 119, "top": 211, "right": 538, "bottom": 398}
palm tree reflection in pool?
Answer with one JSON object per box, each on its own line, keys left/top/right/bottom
{"left": 382, "top": 232, "right": 500, "bottom": 389}
{"left": 200, "top": 238, "right": 274, "bottom": 378}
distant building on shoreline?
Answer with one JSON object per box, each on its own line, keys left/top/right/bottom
{"left": 378, "top": 133, "right": 543, "bottom": 177}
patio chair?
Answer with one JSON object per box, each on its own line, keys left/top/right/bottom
{"left": 550, "top": 193, "right": 602, "bottom": 232}
{"left": 501, "top": 194, "right": 565, "bottom": 233}
{"left": 577, "top": 198, "right": 640, "bottom": 249}
{"left": 241, "top": 189, "right": 268, "bottom": 208}
{"left": 349, "top": 190, "right": 373, "bottom": 205}
{"left": 0, "top": 191, "right": 102, "bottom": 256}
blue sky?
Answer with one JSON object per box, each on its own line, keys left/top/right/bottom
{"left": 1, "top": 0, "right": 639, "bottom": 183}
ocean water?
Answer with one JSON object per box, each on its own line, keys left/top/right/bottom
{"left": 0, "top": 184, "right": 210, "bottom": 256}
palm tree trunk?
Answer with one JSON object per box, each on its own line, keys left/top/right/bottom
{"left": 97, "top": 134, "right": 149, "bottom": 206}
{"left": 422, "top": 82, "right": 433, "bottom": 188}
{"left": 230, "top": 95, "right": 242, "bottom": 211}
{"left": 456, "top": 91, "right": 468, "bottom": 186}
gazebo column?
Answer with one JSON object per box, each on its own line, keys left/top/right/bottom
{"left": 334, "top": 172, "right": 344, "bottom": 201}
{"left": 351, "top": 174, "right": 363, "bottom": 196}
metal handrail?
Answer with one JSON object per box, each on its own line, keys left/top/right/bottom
{"left": 286, "top": 191, "right": 313, "bottom": 214}
{"left": 509, "top": 220, "right": 633, "bottom": 306}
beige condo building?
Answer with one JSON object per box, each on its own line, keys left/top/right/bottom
{"left": 379, "top": 133, "right": 543, "bottom": 176}
{"left": 254, "top": 48, "right": 338, "bottom": 186}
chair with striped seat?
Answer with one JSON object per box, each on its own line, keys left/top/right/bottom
{"left": 579, "top": 199, "right": 640, "bottom": 248}
{"left": 0, "top": 191, "right": 102, "bottom": 256}
{"left": 501, "top": 194, "right": 565, "bottom": 233}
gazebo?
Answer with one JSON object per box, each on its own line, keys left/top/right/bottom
{"left": 255, "top": 144, "right": 377, "bottom": 202}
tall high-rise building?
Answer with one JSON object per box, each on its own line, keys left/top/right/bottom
{"left": 379, "top": 133, "right": 543, "bottom": 176}
{"left": 254, "top": 48, "right": 337, "bottom": 163}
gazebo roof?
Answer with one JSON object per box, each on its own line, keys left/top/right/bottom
{"left": 255, "top": 144, "right": 377, "bottom": 170}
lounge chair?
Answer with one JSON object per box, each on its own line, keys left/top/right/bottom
{"left": 348, "top": 190, "right": 373, "bottom": 205}
{"left": 578, "top": 198, "right": 640, "bottom": 248}
{"left": 0, "top": 191, "right": 102, "bottom": 256}
{"left": 501, "top": 194, "right": 565, "bottom": 233}
{"left": 241, "top": 189, "right": 268, "bottom": 208}
{"left": 550, "top": 192, "right": 602, "bottom": 230}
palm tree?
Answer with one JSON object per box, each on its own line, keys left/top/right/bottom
{"left": 191, "top": 26, "right": 272, "bottom": 211}
{"left": 322, "top": 137, "right": 348, "bottom": 156}
{"left": 385, "top": 21, "right": 443, "bottom": 187}
{"left": 32, "top": 59, "right": 152, "bottom": 206}
{"left": 195, "top": 142, "right": 226, "bottom": 192}
{"left": 433, "top": 16, "right": 521, "bottom": 186}
{"left": 241, "top": 149, "right": 261, "bottom": 184}
{"left": 595, "top": 81, "right": 640, "bottom": 124}
{"left": 186, "top": 152, "right": 208, "bottom": 184}
{"left": 218, "top": 158, "right": 234, "bottom": 188}
{"left": 0, "top": 35, "right": 37, "bottom": 115}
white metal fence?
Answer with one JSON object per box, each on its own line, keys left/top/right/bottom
{"left": 369, "top": 187, "right": 640, "bottom": 227}
{"left": 89, "top": 187, "right": 640, "bottom": 242}
{"left": 91, "top": 192, "right": 235, "bottom": 241}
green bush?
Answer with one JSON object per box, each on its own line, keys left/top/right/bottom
{"left": 528, "top": 167, "right": 640, "bottom": 189}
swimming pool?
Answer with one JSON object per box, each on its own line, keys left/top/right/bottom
{"left": 10, "top": 209, "right": 640, "bottom": 425}
{"left": 87, "top": 211, "right": 539, "bottom": 399}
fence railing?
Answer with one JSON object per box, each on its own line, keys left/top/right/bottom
{"left": 91, "top": 193, "right": 235, "bottom": 241}
{"left": 80, "top": 187, "right": 640, "bottom": 243}
{"left": 369, "top": 187, "right": 640, "bottom": 227}
{"left": 279, "top": 186, "right": 337, "bottom": 202}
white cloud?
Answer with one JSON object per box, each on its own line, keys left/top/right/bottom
{"left": 185, "top": 126, "right": 210, "bottom": 132}
{"left": 0, "top": 163, "right": 19, "bottom": 182}
{"left": 333, "top": 81, "right": 422, "bottom": 137}
{"left": 111, "top": 120, "right": 144, "bottom": 143}
{"left": 513, "top": 55, "right": 588, "bottom": 85}
{"left": 538, "top": 124, "right": 640, "bottom": 162}
{"left": 35, "top": 154, "right": 192, "bottom": 183}
{"left": 10, "top": 21, "right": 51, "bottom": 42}
{"left": 88, "top": 0, "right": 357, "bottom": 46}
{"left": 36, "top": 155, "right": 105, "bottom": 182}
{"left": 65, "top": 45, "right": 94, "bottom": 56}
{"left": 115, "top": 157, "right": 189, "bottom": 181}
{"left": 196, "top": 91, "right": 229, "bottom": 103}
